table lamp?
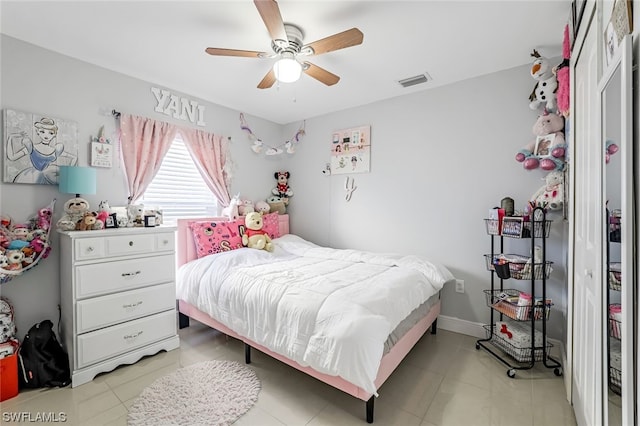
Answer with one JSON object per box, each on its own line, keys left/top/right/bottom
{"left": 58, "top": 166, "right": 96, "bottom": 199}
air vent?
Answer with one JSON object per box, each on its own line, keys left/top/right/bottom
{"left": 397, "top": 73, "right": 431, "bottom": 88}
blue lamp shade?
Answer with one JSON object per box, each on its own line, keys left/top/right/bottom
{"left": 58, "top": 166, "right": 97, "bottom": 197}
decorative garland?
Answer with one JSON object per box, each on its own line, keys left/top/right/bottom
{"left": 240, "top": 113, "right": 305, "bottom": 156}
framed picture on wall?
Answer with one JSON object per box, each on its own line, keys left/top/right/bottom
{"left": 3, "top": 109, "right": 79, "bottom": 184}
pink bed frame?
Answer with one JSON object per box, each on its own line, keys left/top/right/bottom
{"left": 176, "top": 215, "right": 440, "bottom": 423}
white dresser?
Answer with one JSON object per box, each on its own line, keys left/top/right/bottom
{"left": 59, "top": 226, "right": 180, "bottom": 387}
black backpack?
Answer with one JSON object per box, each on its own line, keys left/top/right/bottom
{"left": 17, "top": 320, "right": 71, "bottom": 388}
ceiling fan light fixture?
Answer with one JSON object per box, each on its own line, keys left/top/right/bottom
{"left": 273, "top": 56, "right": 302, "bottom": 83}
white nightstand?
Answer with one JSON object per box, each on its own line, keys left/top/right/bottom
{"left": 58, "top": 226, "right": 180, "bottom": 387}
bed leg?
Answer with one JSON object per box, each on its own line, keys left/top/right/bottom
{"left": 245, "top": 343, "right": 251, "bottom": 364}
{"left": 366, "top": 396, "right": 374, "bottom": 423}
{"left": 430, "top": 317, "right": 438, "bottom": 335}
{"left": 178, "top": 312, "right": 190, "bottom": 329}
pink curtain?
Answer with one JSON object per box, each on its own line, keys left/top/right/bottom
{"left": 119, "top": 114, "right": 178, "bottom": 203}
{"left": 180, "top": 128, "right": 231, "bottom": 207}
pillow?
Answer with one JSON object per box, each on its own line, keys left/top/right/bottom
{"left": 261, "top": 213, "right": 280, "bottom": 240}
{"left": 190, "top": 219, "right": 244, "bottom": 258}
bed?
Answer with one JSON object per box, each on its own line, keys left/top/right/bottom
{"left": 176, "top": 214, "right": 454, "bottom": 423}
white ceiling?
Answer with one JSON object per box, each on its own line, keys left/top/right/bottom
{"left": 1, "top": 1, "right": 571, "bottom": 125}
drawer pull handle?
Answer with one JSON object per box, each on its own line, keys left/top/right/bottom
{"left": 129, "top": 241, "right": 134, "bottom": 246}
{"left": 121, "top": 271, "right": 141, "bottom": 277}
{"left": 87, "top": 246, "right": 94, "bottom": 252}
{"left": 123, "top": 301, "right": 143, "bottom": 309}
{"left": 123, "top": 331, "right": 144, "bottom": 340}
{"left": 163, "top": 240, "right": 169, "bottom": 245}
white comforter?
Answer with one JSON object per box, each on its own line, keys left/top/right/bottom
{"left": 177, "top": 234, "right": 454, "bottom": 394}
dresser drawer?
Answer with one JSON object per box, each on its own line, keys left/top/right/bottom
{"left": 76, "top": 310, "right": 176, "bottom": 369}
{"left": 105, "top": 233, "right": 156, "bottom": 257}
{"left": 155, "top": 232, "right": 175, "bottom": 251}
{"left": 76, "top": 282, "right": 175, "bottom": 334}
{"left": 75, "top": 238, "right": 106, "bottom": 261}
{"left": 75, "top": 255, "right": 175, "bottom": 299}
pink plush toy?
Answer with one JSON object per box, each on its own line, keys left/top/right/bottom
{"left": 516, "top": 112, "right": 566, "bottom": 171}
{"left": 555, "top": 24, "right": 571, "bottom": 117}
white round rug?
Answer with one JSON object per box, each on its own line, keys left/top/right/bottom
{"left": 127, "top": 360, "right": 261, "bottom": 426}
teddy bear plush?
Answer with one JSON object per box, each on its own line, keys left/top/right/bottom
{"left": 76, "top": 212, "right": 97, "bottom": 231}
{"left": 531, "top": 170, "right": 564, "bottom": 211}
{"left": 57, "top": 197, "right": 90, "bottom": 231}
{"left": 242, "top": 212, "right": 273, "bottom": 252}
{"left": 127, "top": 204, "right": 144, "bottom": 227}
{"left": 515, "top": 112, "right": 566, "bottom": 171}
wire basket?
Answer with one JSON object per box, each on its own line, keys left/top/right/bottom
{"left": 609, "top": 366, "right": 621, "bottom": 395}
{"left": 484, "top": 289, "right": 552, "bottom": 321}
{"left": 483, "top": 324, "right": 552, "bottom": 363}
{"left": 484, "top": 254, "right": 553, "bottom": 280}
{"left": 483, "top": 219, "right": 552, "bottom": 238}
{"left": 609, "top": 263, "right": 621, "bottom": 291}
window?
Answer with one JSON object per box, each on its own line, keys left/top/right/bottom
{"left": 142, "top": 134, "right": 217, "bottom": 225}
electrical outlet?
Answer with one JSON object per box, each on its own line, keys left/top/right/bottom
{"left": 455, "top": 279, "right": 465, "bottom": 293}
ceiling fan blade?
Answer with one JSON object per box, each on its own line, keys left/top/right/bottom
{"left": 257, "top": 69, "right": 276, "bottom": 89}
{"left": 302, "top": 28, "right": 363, "bottom": 56}
{"left": 303, "top": 62, "right": 340, "bottom": 86}
{"left": 205, "top": 47, "right": 265, "bottom": 58}
{"left": 254, "top": 0, "right": 287, "bottom": 43}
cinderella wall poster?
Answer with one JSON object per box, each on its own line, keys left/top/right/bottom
{"left": 3, "top": 109, "right": 78, "bottom": 184}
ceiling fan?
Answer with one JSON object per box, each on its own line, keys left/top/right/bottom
{"left": 205, "top": 0, "right": 364, "bottom": 89}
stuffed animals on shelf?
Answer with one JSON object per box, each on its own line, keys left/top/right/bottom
{"left": 531, "top": 170, "right": 564, "bottom": 211}
{"left": 238, "top": 198, "right": 255, "bottom": 216}
{"left": 127, "top": 204, "right": 145, "bottom": 227}
{"left": 528, "top": 49, "right": 558, "bottom": 113}
{"left": 75, "top": 212, "right": 98, "bottom": 231}
{"left": 272, "top": 171, "right": 293, "bottom": 206}
{"left": 254, "top": 200, "right": 270, "bottom": 214}
{"left": 56, "top": 197, "right": 91, "bottom": 231}
{"left": 242, "top": 212, "right": 273, "bottom": 252}
{"left": 516, "top": 112, "right": 566, "bottom": 171}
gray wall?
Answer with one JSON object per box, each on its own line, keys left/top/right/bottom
{"left": 1, "top": 35, "right": 568, "bottom": 345}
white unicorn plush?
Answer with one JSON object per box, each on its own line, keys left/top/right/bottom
{"left": 221, "top": 194, "right": 241, "bottom": 220}
{"left": 528, "top": 49, "right": 558, "bottom": 112}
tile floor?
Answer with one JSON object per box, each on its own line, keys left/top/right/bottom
{"left": 0, "top": 322, "right": 577, "bottom": 426}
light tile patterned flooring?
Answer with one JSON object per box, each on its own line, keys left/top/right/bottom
{"left": 1, "top": 321, "right": 577, "bottom": 425}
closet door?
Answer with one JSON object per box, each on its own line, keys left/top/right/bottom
{"left": 570, "top": 6, "right": 605, "bottom": 426}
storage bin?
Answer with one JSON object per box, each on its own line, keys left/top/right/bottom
{"left": 483, "top": 324, "right": 552, "bottom": 363}
{"left": 484, "top": 289, "right": 552, "bottom": 321}
{"left": 484, "top": 254, "right": 553, "bottom": 280}
{"left": 0, "top": 341, "right": 19, "bottom": 402}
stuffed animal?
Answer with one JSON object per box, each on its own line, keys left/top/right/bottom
{"left": 76, "top": 212, "right": 97, "bottom": 231}
{"left": 272, "top": 171, "right": 293, "bottom": 205}
{"left": 0, "top": 254, "right": 9, "bottom": 270}
{"left": 531, "top": 170, "right": 564, "bottom": 211}
{"left": 242, "top": 212, "right": 273, "bottom": 252}
{"left": 238, "top": 199, "right": 255, "bottom": 216}
{"left": 21, "top": 246, "right": 36, "bottom": 267}
{"left": 254, "top": 200, "right": 270, "bottom": 214}
{"left": 95, "top": 210, "right": 108, "bottom": 229}
{"left": 98, "top": 200, "right": 112, "bottom": 214}
{"left": 515, "top": 112, "right": 566, "bottom": 171}
{"left": 221, "top": 194, "right": 240, "bottom": 220}
{"left": 37, "top": 207, "right": 52, "bottom": 231}
{"left": 555, "top": 24, "right": 571, "bottom": 117}
{"left": 127, "top": 204, "right": 144, "bottom": 227}
{"left": 57, "top": 197, "right": 90, "bottom": 231}
{"left": 267, "top": 196, "right": 286, "bottom": 215}
{"left": 528, "top": 49, "right": 558, "bottom": 112}
{"left": 5, "top": 250, "right": 24, "bottom": 271}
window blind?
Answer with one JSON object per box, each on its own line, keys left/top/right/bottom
{"left": 142, "top": 135, "right": 217, "bottom": 225}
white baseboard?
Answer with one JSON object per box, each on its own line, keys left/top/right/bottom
{"left": 437, "top": 315, "right": 485, "bottom": 338}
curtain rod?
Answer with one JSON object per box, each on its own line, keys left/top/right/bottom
{"left": 112, "top": 109, "right": 121, "bottom": 118}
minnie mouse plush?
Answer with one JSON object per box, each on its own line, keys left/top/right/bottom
{"left": 272, "top": 171, "right": 293, "bottom": 205}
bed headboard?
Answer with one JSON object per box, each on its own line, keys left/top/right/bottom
{"left": 176, "top": 214, "right": 290, "bottom": 267}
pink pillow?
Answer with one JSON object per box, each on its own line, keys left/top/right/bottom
{"left": 190, "top": 219, "right": 244, "bottom": 258}
{"left": 261, "top": 213, "right": 280, "bottom": 239}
